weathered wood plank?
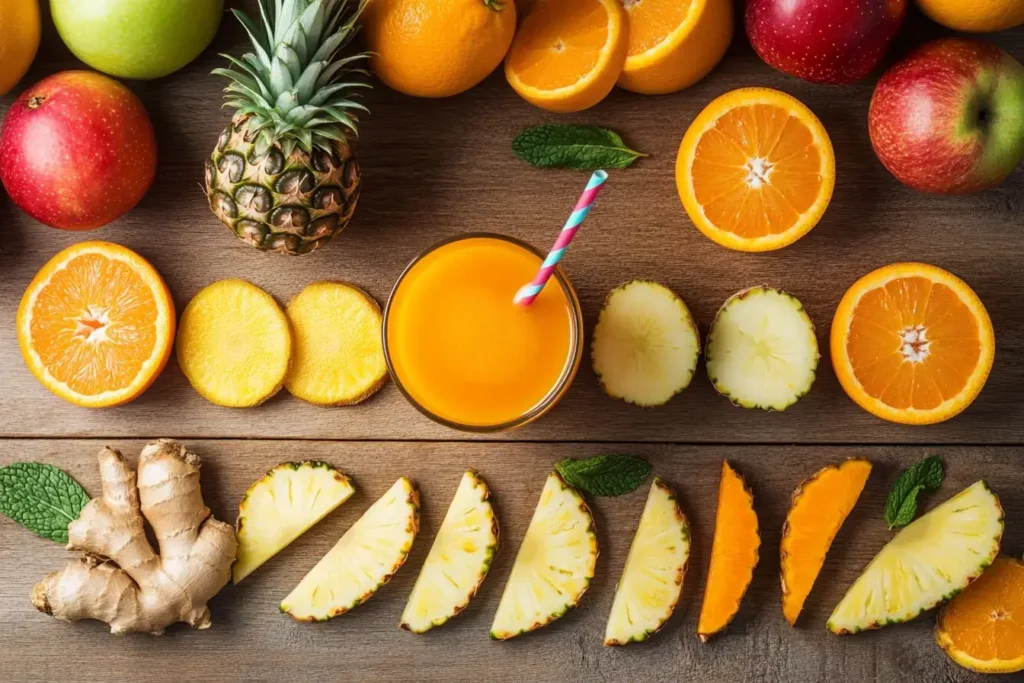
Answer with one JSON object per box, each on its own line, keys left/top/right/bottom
{"left": 0, "top": 8, "right": 1021, "bottom": 442}
{"left": 0, "top": 440, "right": 1019, "bottom": 682}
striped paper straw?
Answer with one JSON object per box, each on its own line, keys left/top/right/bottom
{"left": 514, "top": 170, "right": 608, "bottom": 306}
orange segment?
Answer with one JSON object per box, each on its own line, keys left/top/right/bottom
{"left": 831, "top": 263, "right": 995, "bottom": 425}
{"left": 676, "top": 88, "right": 835, "bottom": 252}
{"left": 780, "top": 459, "right": 872, "bottom": 626}
{"left": 697, "top": 460, "right": 760, "bottom": 641}
{"left": 504, "top": 0, "right": 628, "bottom": 113}
{"left": 17, "top": 242, "right": 175, "bottom": 408}
{"left": 936, "top": 557, "right": 1024, "bottom": 674}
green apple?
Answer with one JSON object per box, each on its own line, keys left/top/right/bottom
{"left": 51, "top": 0, "right": 224, "bottom": 80}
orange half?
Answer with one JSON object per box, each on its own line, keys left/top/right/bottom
{"left": 17, "top": 242, "right": 175, "bottom": 408}
{"left": 504, "top": 0, "right": 628, "bottom": 113}
{"left": 676, "top": 87, "right": 835, "bottom": 252}
{"left": 831, "top": 263, "right": 995, "bottom": 425}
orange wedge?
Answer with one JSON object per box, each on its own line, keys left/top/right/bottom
{"left": 831, "top": 263, "right": 995, "bottom": 425}
{"left": 676, "top": 87, "right": 835, "bottom": 252}
{"left": 618, "top": 0, "right": 733, "bottom": 95}
{"left": 17, "top": 242, "right": 175, "bottom": 408}
{"left": 936, "top": 556, "right": 1024, "bottom": 674}
{"left": 504, "top": 0, "right": 628, "bottom": 113}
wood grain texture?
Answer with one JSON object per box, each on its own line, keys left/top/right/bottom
{"left": 0, "top": 6, "right": 1021, "bottom": 441}
{"left": 0, "top": 440, "right": 1020, "bottom": 683}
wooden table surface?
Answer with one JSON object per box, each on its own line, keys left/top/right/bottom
{"left": 0, "top": 2, "right": 1022, "bottom": 682}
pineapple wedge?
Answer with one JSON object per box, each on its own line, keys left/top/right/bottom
{"left": 605, "top": 478, "right": 690, "bottom": 645}
{"left": 400, "top": 471, "right": 499, "bottom": 633}
{"left": 281, "top": 477, "right": 420, "bottom": 621}
{"left": 490, "top": 472, "right": 598, "bottom": 640}
{"left": 234, "top": 461, "right": 355, "bottom": 584}
{"left": 829, "top": 481, "right": 1003, "bottom": 634}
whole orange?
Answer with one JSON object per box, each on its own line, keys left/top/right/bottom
{"left": 0, "top": 0, "right": 41, "bottom": 96}
{"left": 364, "top": 0, "right": 516, "bottom": 98}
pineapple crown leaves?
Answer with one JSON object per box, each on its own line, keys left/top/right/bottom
{"left": 214, "top": 0, "right": 371, "bottom": 157}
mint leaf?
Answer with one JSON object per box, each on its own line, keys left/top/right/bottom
{"left": 555, "top": 455, "right": 651, "bottom": 497}
{"left": 0, "top": 463, "right": 90, "bottom": 543}
{"left": 884, "top": 456, "right": 944, "bottom": 529}
{"left": 513, "top": 125, "right": 647, "bottom": 170}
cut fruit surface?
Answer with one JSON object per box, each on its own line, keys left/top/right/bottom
{"left": 17, "top": 241, "right": 175, "bottom": 408}
{"left": 698, "top": 461, "right": 760, "bottom": 641}
{"left": 401, "top": 471, "right": 499, "bottom": 633}
{"left": 706, "top": 287, "right": 819, "bottom": 411}
{"left": 781, "top": 459, "right": 872, "bottom": 625}
{"left": 177, "top": 279, "right": 293, "bottom": 408}
{"left": 936, "top": 556, "right": 1024, "bottom": 674}
{"left": 504, "top": 0, "right": 628, "bottom": 113}
{"left": 281, "top": 477, "right": 419, "bottom": 621}
{"left": 284, "top": 282, "right": 387, "bottom": 406}
{"left": 604, "top": 477, "right": 690, "bottom": 645}
{"left": 831, "top": 263, "right": 995, "bottom": 425}
{"left": 592, "top": 281, "right": 701, "bottom": 407}
{"left": 828, "top": 480, "right": 1003, "bottom": 634}
{"left": 618, "top": 0, "right": 733, "bottom": 94}
{"left": 233, "top": 461, "right": 355, "bottom": 584}
{"left": 676, "top": 87, "right": 835, "bottom": 252}
{"left": 490, "top": 472, "right": 598, "bottom": 640}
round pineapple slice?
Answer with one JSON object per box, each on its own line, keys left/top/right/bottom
{"left": 177, "top": 279, "right": 293, "bottom": 407}
{"left": 284, "top": 282, "right": 387, "bottom": 406}
{"left": 605, "top": 477, "right": 690, "bottom": 645}
{"left": 828, "top": 480, "right": 1003, "bottom": 635}
{"left": 400, "top": 470, "right": 499, "bottom": 633}
{"left": 592, "top": 281, "right": 700, "bottom": 407}
{"left": 490, "top": 472, "right": 598, "bottom": 640}
{"left": 282, "top": 477, "right": 420, "bottom": 621}
{"left": 706, "top": 287, "right": 819, "bottom": 411}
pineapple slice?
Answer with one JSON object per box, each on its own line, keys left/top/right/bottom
{"left": 829, "top": 480, "right": 1003, "bottom": 634}
{"left": 281, "top": 477, "right": 420, "bottom": 621}
{"left": 706, "top": 287, "right": 819, "bottom": 411}
{"left": 604, "top": 478, "right": 690, "bottom": 645}
{"left": 233, "top": 461, "right": 355, "bottom": 584}
{"left": 400, "top": 471, "right": 499, "bottom": 633}
{"left": 592, "top": 281, "right": 701, "bottom": 407}
{"left": 284, "top": 282, "right": 388, "bottom": 406}
{"left": 490, "top": 472, "right": 598, "bottom": 640}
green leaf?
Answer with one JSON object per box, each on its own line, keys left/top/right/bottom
{"left": 513, "top": 124, "right": 647, "bottom": 170}
{"left": 554, "top": 455, "right": 652, "bottom": 497}
{"left": 884, "top": 456, "right": 945, "bottom": 529}
{"left": 0, "top": 463, "right": 90, "bottom": 543}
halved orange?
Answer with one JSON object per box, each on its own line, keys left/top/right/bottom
{"left": 676, "top": 87, "right": 835, "bottom": 252}
{"left": 504, "top": 0, "right": 628, "bottom": 113}
{"left": 936, "top": 556, "right": 1024, "bottom": 674}
{"left": 17, "top": 241, "right": 175, "bottom": 408}
{"left": 831, "top": 263, "right": 995, "bottom": 425}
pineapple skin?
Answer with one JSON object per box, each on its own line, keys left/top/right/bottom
{"left": 205, "top": 114, "right": 361, "bottom": 256}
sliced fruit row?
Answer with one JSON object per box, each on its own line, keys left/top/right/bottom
{"left": 176, "top": 279, "right": 387, "bottom": 408}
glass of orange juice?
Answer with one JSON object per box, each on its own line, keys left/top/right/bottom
{"left": 384, "top": 233, "right": 584, "bottom": 432}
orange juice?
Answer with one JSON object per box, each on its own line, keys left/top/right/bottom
{"left": 385, "top": 235, "right": 582, "bottom": 430}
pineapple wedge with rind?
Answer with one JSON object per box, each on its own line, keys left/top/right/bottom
{"left": 706, "top": 287, "right": 819, "bottom": 411}
{"left": 281, "top": 477, "right": 420, "bottom": 621}
{"left": 400, "top": 471, "right": 499, "bottom": 633}
{"left": 490, "top": 472, "right": 598, "bottom": 640}
{"left": 592, "top": 281, "right": 701, "bottom": 407}
{"left": 604, "top": 477, "right": 690, "bottom": 645}
{"left": 828, "top": 480, "right": 1003, "bottom": 635}
{"left": 234, "top": 461, "right": 355, "bottom": 584}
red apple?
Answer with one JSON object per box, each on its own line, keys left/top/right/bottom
{"left": 0, "top": 70, "right": 157, "bottom": 230}
{"left": 870, "top": 38, "right": 1024, "bottom": 194}
{"left": 746, "top": 0, "right": 907, "bottom": 85}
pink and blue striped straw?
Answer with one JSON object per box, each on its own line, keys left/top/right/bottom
{"left": 514, "top": 170, "right": 608, "bottom": 306}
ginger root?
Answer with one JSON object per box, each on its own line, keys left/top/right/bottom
{"left": 31, "top": 439, "right": 237, "bottom": 635}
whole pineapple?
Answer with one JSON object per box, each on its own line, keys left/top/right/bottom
{"left": 206, "top": 0, "right": 368, "bottom": 255}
